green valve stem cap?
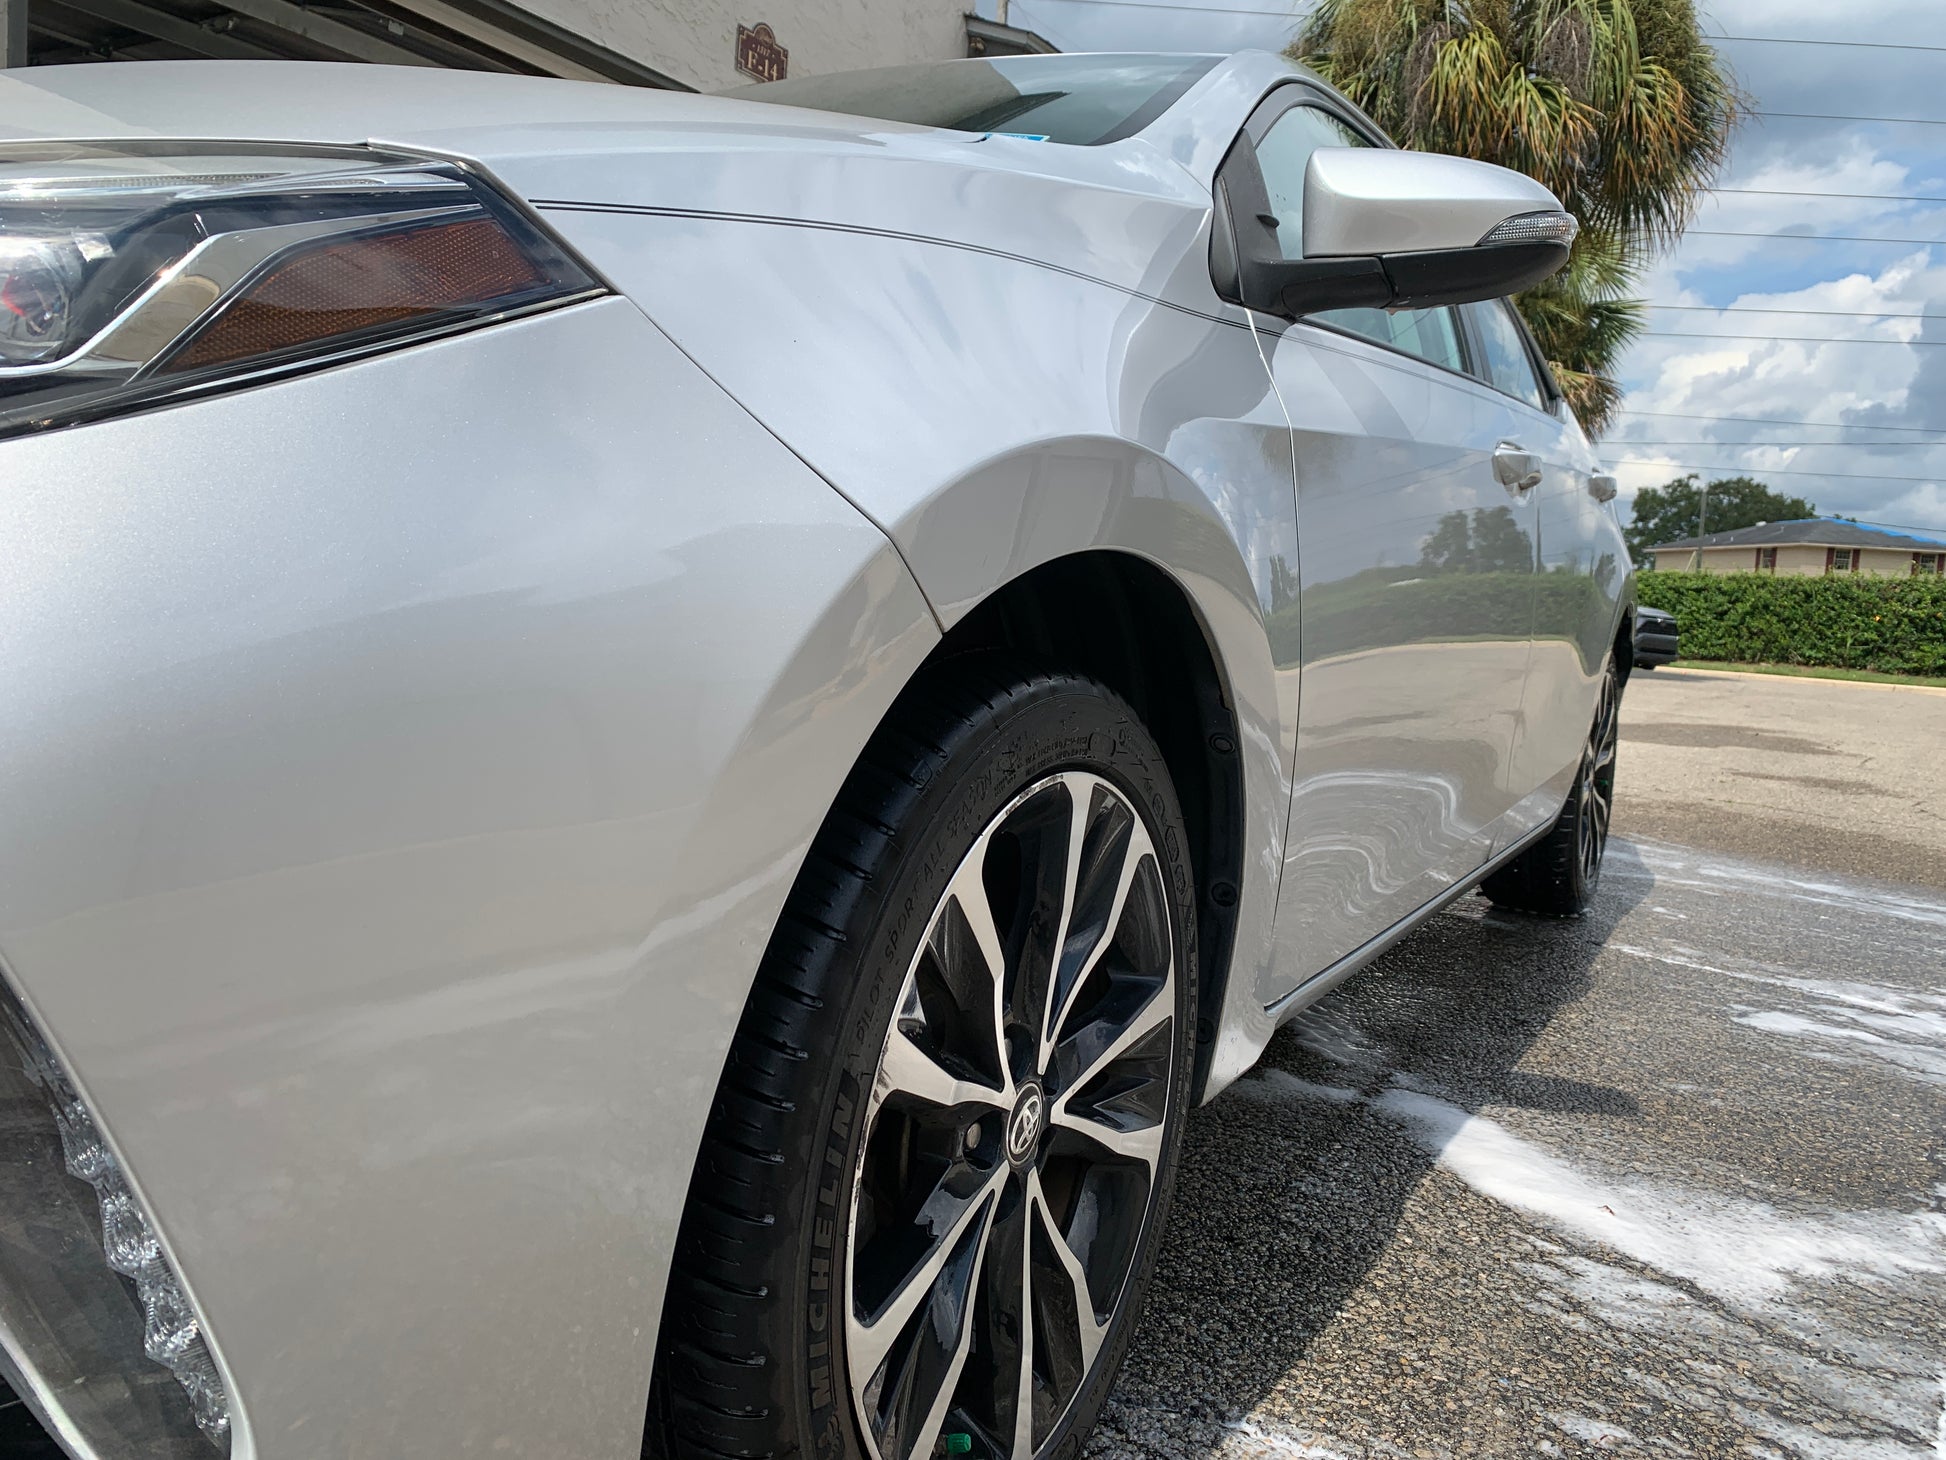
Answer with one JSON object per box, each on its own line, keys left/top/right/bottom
{"left": 944, "top": 1436, "right": 973, "bottom": 1456}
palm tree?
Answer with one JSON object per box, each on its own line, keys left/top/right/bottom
{"left": 1290, "top": 0, "right": 1740, "bottom": 435}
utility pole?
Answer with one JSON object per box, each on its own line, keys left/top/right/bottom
{"left": 1692, "top": 480, "right": 1710, "bottom": 571}
{"left": 1, "top": 0, "right": 28, "bottom": 68}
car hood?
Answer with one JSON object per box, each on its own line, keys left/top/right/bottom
{"left": 2, "top": 60, "right": 1247, "bottom": 296}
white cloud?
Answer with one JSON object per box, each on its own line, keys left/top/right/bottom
{"left": 1604, "top": 242, "right": 1945, "bottom": 526}
{"left": 1605, "top": 61, "right": 1946, "bottom": 530}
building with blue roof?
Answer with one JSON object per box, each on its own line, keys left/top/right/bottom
{"left": 1647, "top": 518, "right": 1946, "bottom": 576}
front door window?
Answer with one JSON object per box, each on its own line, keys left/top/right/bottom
{"left": 1250, "top": 103, "right": 1466, "bottom": 373}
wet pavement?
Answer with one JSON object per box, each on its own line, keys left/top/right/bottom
{"left": 1087, "top": 801, "right": 1945, "bottom": 1456}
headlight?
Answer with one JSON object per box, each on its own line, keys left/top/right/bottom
{"left": 0, "top": 142, "right": 605, "bottom": 438}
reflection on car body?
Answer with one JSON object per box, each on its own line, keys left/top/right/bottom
{"left": 0, "top": 49, "right": 1631, "bottom": 1460}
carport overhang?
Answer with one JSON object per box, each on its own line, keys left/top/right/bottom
{"left": 0, "top": 0, "right": 692, "bottom": 87}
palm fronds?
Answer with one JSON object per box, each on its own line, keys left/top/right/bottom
{"left": 1288, "top": 0, "right": 1742, "bottom": 437}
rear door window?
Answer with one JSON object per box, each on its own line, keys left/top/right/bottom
{"left": 1466, "top": 300, "right": 1549, "bottom": 412}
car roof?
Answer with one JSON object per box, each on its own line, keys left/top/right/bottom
{"left": 0, "top": 50, "right": 1313, "bottom": 184}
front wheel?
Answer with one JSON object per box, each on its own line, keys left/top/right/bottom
{"left": 652, "top": 660, "right": 1198, "bottom": 1460}
{"left": 1482, "top": 653, "right": 1620, "bottom": 916}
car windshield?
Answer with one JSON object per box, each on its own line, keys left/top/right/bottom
{"left": 727, "top": 54, "right": 1220, "bottom": 145}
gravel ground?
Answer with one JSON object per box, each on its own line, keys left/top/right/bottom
{"left": 1086, "top": 670, "right": 1946, "bottom": 1460}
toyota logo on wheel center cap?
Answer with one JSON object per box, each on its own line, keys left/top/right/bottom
{"left": 1006, "top": 1082, "right": 1046, "bottom": 1166}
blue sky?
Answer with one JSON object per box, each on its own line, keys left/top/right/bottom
{"left": 982, "top": 0, "right": 1946, "bottom": 533}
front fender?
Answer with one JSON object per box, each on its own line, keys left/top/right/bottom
{"left": 0, "top": 298, "right": 938, "bottom": 1459}
{"left": 539, "top": 207, "right": 1304, "bottom": 1100}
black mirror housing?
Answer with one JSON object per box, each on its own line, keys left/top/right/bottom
{"left": 1243, "top": 239, "right": 1570, "bottom": 319}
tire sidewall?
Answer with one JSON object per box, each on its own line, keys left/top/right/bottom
{"left": 796, "top": 681, "right": 1199, "bottom": 1460}
{"left": 1582, "top": 654, "right": 1623, "bottom": 900}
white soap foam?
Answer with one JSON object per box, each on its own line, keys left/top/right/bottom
{"left": 1614, "top": 840, "right": 1946, "bottom": 929}
{"left": 1372, "top": 1086, "right": 1946, "bottom": 1304}
{"left": 1609, "top": 943, "right": 1946, "bottom": 1085}
{"left": 1231, "top": 1068, "right": 1365, "bottom": 1106}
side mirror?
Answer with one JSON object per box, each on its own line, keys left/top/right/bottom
{"left": 1240, "top": 149, "right": 1576, "bottom": 318}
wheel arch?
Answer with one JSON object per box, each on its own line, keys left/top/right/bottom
{"left": 1613, "top": 589, "right": 1638, "bottom": 688}
{"left": 921, "top": 550, "right": 1247, "bottom": 1102}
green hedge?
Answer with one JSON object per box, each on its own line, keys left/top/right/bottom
{"left": 1285, "top": 570, "right": 1610, "bottom": 662}
{"left": 1635, "top": 570, "right": 1946, "bottom": 675}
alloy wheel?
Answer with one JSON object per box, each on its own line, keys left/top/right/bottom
{"left": 1577, "top": 664, "right": 1620, "bottom": 889}
{"left": 845, "top": 770, "right": 1179, "bottom": 1460}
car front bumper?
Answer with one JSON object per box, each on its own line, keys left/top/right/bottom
{"left": 0, "top": 298, "right": 939, "bottom": 1459}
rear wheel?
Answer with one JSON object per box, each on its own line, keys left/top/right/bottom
{"left": 1481, "top": 653, "right": 1620, "bottom": 917}
{"left": 651, "top": 660, "right": 1197, "bottom": 1460}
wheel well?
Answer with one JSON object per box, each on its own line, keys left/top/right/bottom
{"left": 928, "top": 551, "right": 1244, "bottom": 1100}
{"left": 1613, "top": 604, "right": 1636, "bottom": 687}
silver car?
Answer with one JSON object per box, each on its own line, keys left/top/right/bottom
{"left": 0, "top": 50, "right": 1630, "bottom": 1460}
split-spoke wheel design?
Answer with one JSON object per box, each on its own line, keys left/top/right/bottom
{"left": 847, "top": 771, "right": 1177, "bottom": 1460}
{"left": 652, "top": 669, "right": 1192, "bottom": 1460}
{"left": 1576, "top": 660, "right": 1620, "bottom": 890}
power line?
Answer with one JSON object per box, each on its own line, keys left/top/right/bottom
{"left": 1618, "top": 440, "right": 1944, "bottom": 448}
{"left": 1598, "top": 460, "right": 1946, "bottom": 483}
{"left": 1012, "top": 0, "right": 1299, "bottom": 16}
{"left": 1686, "top": 229, "right": 1941, "bottom": 246}
{"left": 1843, "top": 518, "right": 1946, "bottom": 535}
{"left": 1617, "top": 410, "right": 1946, "bottom": 436}
{"left": 1708, "top": 33, "right": 1946, "bottom": 55}
{"left": 1647, "top": 304, "right": 1944, "bottom": 320}
{"left": 1641, "top": 331, "right": 1945, "bottom": 347}
{"left": 1755, "top": 111, "right": 1946, "bottom": 128}
{"left": 1017, "top": 5, "right": 1946, "bottom": 68}
{"left": 1707, "top": 187, "right": 1946, "bottom": 204}
{"left": 1019, "top": 2, "right": 1946, "bottom": 53}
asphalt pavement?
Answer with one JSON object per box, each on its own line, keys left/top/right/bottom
{"left": 1611, "top": 667, "right": 1946, "bottom": 890}
{"left": 1087, "top": 668, "right": 1946, "bottom": 1460}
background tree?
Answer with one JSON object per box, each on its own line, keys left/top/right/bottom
{"left": 1291, "top": 0, "right": 1741, "bottom": 434}
{"left": 1420, "top": 505, "right": 1534, "bottom": 573}
{"left": 1623, "top": 474, "right": 1816, "bottom": 562}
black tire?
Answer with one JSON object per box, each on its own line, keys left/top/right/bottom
{"left": 649, "top": 656, "right": 1199, "bottom": 1460}
{"left": 1481, "top": 652, "right": 1621, "bottom": 917}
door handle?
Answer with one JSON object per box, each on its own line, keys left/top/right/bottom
{"left": 1588, "top": 471, "right": 1618, "bottom": 503}
{"left": 1492, "top": 442, "right": 1542, "bottom": 494}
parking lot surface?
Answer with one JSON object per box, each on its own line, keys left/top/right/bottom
{"left": 1086, "top": 669, "right": 1946, "bottom": 1460}
{"left": 1613, "top": 667, "right": 1946, "bottom": 890}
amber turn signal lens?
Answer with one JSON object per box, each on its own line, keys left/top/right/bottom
{"left": 0, "top": 145, "right": 600, "bottom": 438}
{"left": 167, "top": 214, "right": 549, "bottom": 373}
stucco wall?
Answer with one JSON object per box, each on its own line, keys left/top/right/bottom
{"left": 1651, "top": 544, "right": 1939, "bottom": 576}
{"left": 1860, "top": 547, "right": 1941, "bottom": 577}
{"left": 1774, "top": 544, "right": 1830, "bottom": 577}
{"left": 511, "top": 0, "right": 969, "bottom": 89}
